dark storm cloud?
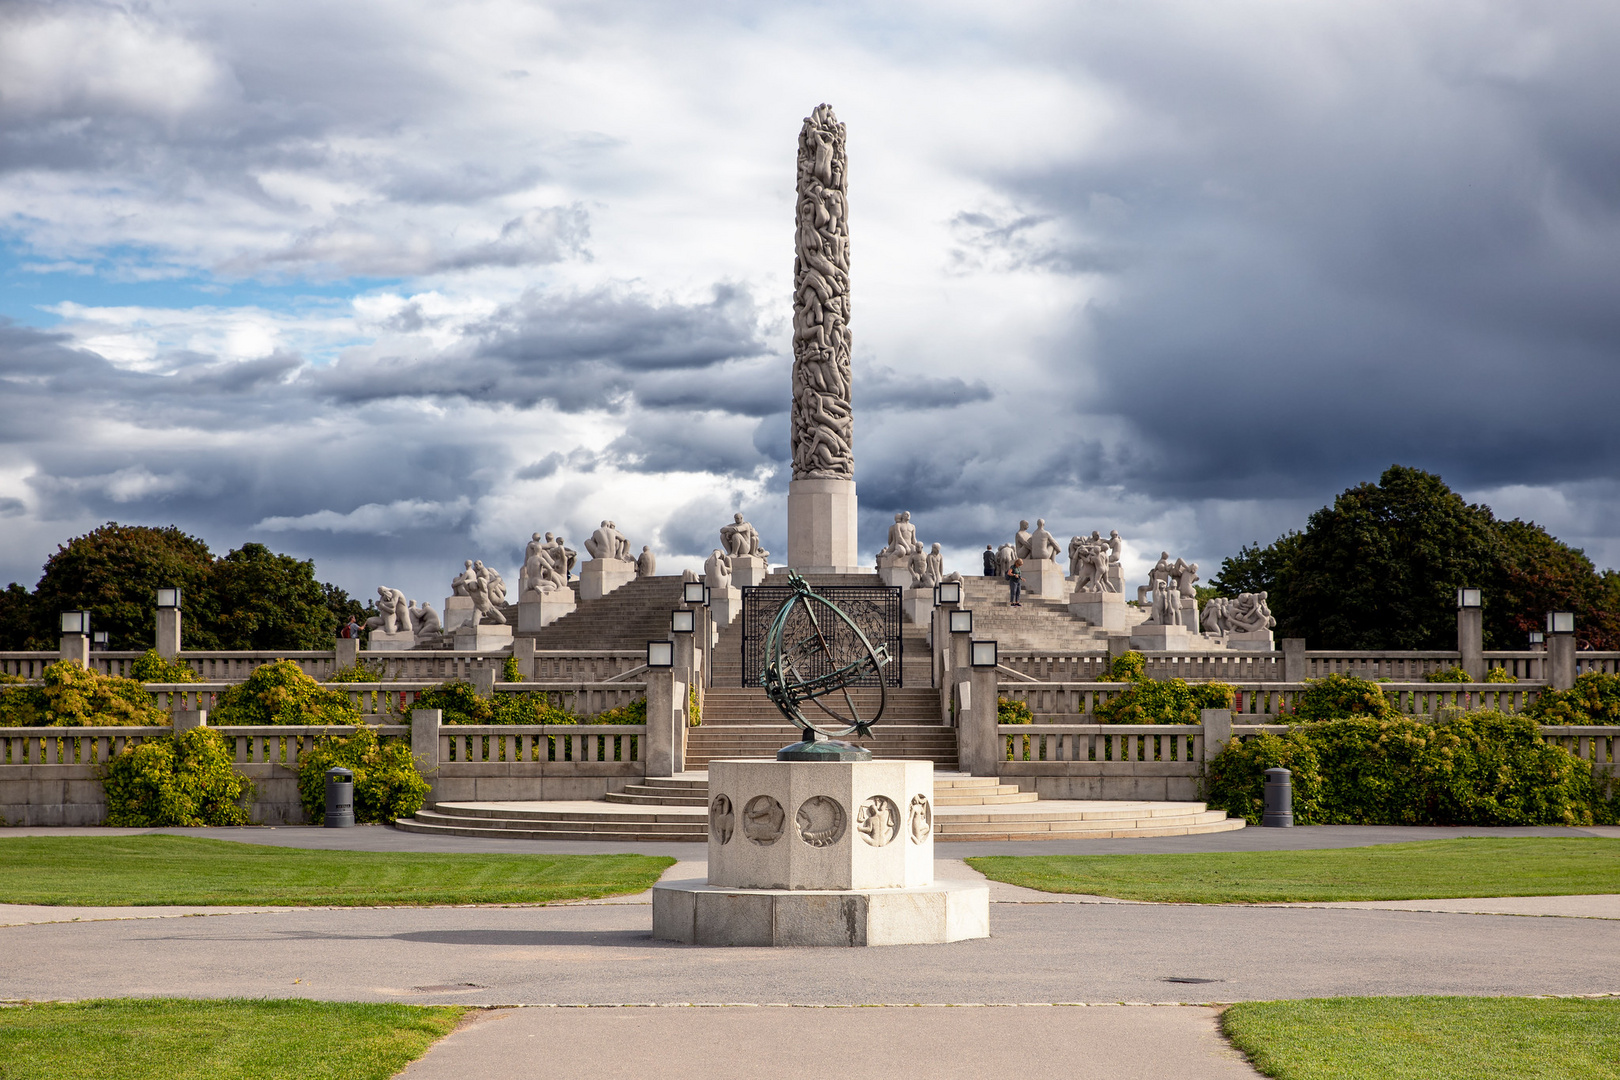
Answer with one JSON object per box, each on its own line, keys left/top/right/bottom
{"left": 313, "top": 283, "right": 769, "bottom": 410}
{"left": 969, "top": 3, "right": 1620, "bottom": 505}
{"left": 861, "top": 365, "right": 993, "bottom": 411}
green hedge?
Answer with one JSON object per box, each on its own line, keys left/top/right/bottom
{"left": 101, "top": 727, "right": 253, "bottom": 826}
{"left": 1425, "top": 665, "right": 1471, "bottom": 683}
{"left": 1524, "top": 672, "right": 1620, "bottom": 725}
{"left": 998, "top": 697, "right": 1033, "bottom": 725}
{"left": 1292, "top": 673, "right": 1397, "bottom": 721}
{"left": 296, "top": 724, "right": 428, "bottom": 824}
{"left": 129, "top": 649, "right": 201, "bottom": 684}
{"left": 1205, "top": 711, "right": 1616, "bottom": 826}
{"left": 210, "top": 659, "right": 361, "bottom": 725}
{"left": 0, "top": 661, "right": 168, "bottom": 727}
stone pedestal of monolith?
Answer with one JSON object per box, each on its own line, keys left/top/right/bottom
{"left": 652, "top": 759, "right": 989, "bottom": 947}
{"left": 1069, "top": 590, "right": 1128, "bottom": 631}
{"left": 579, "top": 559, "right": 636, "bottom": 601}
{"left": 1021, "top": 557, "right": 1067, "bottom": 600}
{"left": 788, "top": 478, "right": 861, "bottom": 574}
{"left": 517, "top": 589, "right": 576, "bottom": 631}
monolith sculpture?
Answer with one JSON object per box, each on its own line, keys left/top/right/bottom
{"left": 787, "top": 104, "right": 859, "bottom": 572}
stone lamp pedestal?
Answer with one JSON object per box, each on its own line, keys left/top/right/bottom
{"left": 652, "top": 759, "right": 989, "bottom": 947}
{"left": 579, "top": 559, "right": 636, "bottom": 600}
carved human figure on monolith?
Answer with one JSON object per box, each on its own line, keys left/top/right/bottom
{"left": 791, "top": 104, "right": 854, "bottom": 482}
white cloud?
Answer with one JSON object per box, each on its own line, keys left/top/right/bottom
{"left": 254, "top": 497, "right": 473, "bottom": 535}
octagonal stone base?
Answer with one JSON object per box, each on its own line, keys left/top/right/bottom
{"left": 651, "top": 879, "right": 989, "bottom": 947}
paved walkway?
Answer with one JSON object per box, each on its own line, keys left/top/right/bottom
{"left": 394, "top": 1004, "right": 1264, "bottom": 1080}
{"left": 4, "top": 825, "right": 1618, "bottom": 1078}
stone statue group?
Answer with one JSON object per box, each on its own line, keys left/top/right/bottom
{"left": 874, "top": 511, "right": 962, "bottom": 590}
{"left": 705, "top": 513, "right": 769, "bottom": 589}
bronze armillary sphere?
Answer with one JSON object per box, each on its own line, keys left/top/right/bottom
{"left": 760, "top": 573, "right": 891, "bottom": 761}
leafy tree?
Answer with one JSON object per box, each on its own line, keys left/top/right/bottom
{"left": 25, "top": 523, "right": 219, "bottom": 650}
{"left": 0, "top": 583, "right": 34, "bottom": 650}
{"left": 1214, "top": 467, "right": 1620, "bottom": 649}
{"left": 208, "top": 543, "right": 336, "bottom": 650}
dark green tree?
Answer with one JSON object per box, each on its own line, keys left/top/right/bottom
{"left": 26, "top": 523, "right": 220, "bottom": 651}
{"left": 208, "top": 543, "right": 338, "bottom": 650}
{"left": 0, "top": 583, "right": 35, "bottom": 650}
{"left": 1493, "top": 520, "right": 1620, "bottom": 649}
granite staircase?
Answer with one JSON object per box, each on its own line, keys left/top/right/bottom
{"left": 517, "top": 575, "right": 685, "bottom": 650}
{"left": 955, "top": 575, "right": 1139, "bottom": 652}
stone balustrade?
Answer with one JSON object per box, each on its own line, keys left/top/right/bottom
{"left": 996, "top": 680, "right": 1550, "bottom": 721}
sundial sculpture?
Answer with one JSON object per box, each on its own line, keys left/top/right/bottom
{"left": 760, "top": 573, "right": 891, "bottom": 761}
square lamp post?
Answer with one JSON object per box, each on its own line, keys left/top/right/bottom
{"left": 647, "top": 640, "right": 675, "bottom": 668}
{"left": 155, "top": 587, "right": 183, "bottom": 658}
{"left": 671, "top": 609, "right": 696, "bottom": 634}
{"left": 156, "top": 588, "right": 182, "bottom": 609}
{"left": 970, "top": 640, "right": 998, "bottom": 669}
{"left": 1547, "top": 611, "right": 1575, "bottom": 635}
{"left": 92, "top": 631, "right": 109, "bottom": 650}
{"left": 948, "top": 609, "right": 974, "bottom": 635}
{"left": 935, "top": 580, "right": 962, "bottom": 606}
{"left": 1456, "top": 588, "right": 1481, "bottom": 609}
{"left": 683, "top": 580, "right": 708, "bottom": 605}
{"left": 60, "top": 611, "right": 91, "bottom": 635}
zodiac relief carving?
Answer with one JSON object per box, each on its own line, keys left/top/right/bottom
{"left": 909, "top": 794, "right": 932, "bottom": 843}
{"left": 855, "top": 796, "right": 900, "bottom": 847}
{"left": 742, "top": 795, "right": 785, "bottom": 845}
{"left": 710, "top": 794, "right": 734, "bottom": 845}
{"left": 795, "top": 795, "right": 847, "bottom": 848}
{"left": 791, "top": 104, "right": 854, "bottom": 481}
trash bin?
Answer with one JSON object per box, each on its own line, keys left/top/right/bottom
{"left": 324, "top": 767, "right": 355, "bottom": 828}
{"left": 1262, "top": 767, "right": 1294, "bottom": 827}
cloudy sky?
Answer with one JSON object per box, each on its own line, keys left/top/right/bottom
{"left": 3, "top": 0, "right": 1619, "bottom": 606}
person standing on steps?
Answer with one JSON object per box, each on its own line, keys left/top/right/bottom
{"left": 982, "top": 544, "right": 998, "bottom": 577}
{"left": 1007, "top": 558, "right": 1024, "bottom": 607}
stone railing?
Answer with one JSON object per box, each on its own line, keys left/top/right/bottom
{"left": 432, "top": 723, "right": 645, "bottom": 802}
{"left": 1574, "top": 652, "right": 1620, "bottom": 676}
{"left": 1, "top": 726, "right": 170, "bottom": 766}
{"left": 996, "top": 722, "right": 1205, "bottom": 800}
{"left": 0, "top": 647, "right": 646, "bottom": 684}
{"left": 995, "top": 681, "right": 1547, "bottom": 721}
{"left": 142, "top": 680, "right": 647, "bottom": 720}
{"left": 995, "top": 651, "right": 1285, "bottom": 683}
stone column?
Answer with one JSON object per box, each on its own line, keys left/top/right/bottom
{"left": 1549, "top": 632, "right": 1576, "bottom": 690}
{"left": 957, "top": 664, "right": 1001, "bottom": 778}
{"left": 1456, "top": 608, "right": 1484, "bottom": 681}
{"left": 155, "top": 608, "right": 182, "bottom": 659}
{"left": 470, "top": 666, "right": 495, "bottom": 697}
{"left": 173, "top": 709, "right": 207, "bottom": 734}
{"left": 1200, "top": 708, "right": 1232, "bottom": 764}
{"left": 58, "top": 633, "right": 89, "bottom": 669}
{"left": 645, "top": 665, "right": 678, "bottom": 778}
{"left": 334, "top": 636, "right": 359, "bottom": 671}
{"left": 787, "top": 104, "right": 860, "bottom": 573}
{"left": 1281, "top": 637, "right": 1307, "bottom": 682}
{"left": 412, "top": 708, "right": 442, "bottom": 806}
{"left": 512, "top": 636, "right": 538, "bottom": 681}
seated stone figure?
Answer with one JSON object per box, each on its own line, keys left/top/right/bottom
{"left": 1025, "top": 518, "right": 1062, "bottom": 563}
{"left": 409, "top": 601, "right": 442, "bottom": 636}
{"left": 637, "top": 546, "right": 657, "bottom": 577}
{"left": 1225, "top": 592, "right": 1276, "bottom": 633}
{"left": 876, "top": 511, "right": 922, "bottom": 565}
{"left": 704, "top": 548, "right": 733, "bottom": 590}
{"left": 720, "top": 513, "right": 769, "bottom": 559}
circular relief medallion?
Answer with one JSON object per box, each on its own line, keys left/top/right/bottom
{"left": 908, "top": 794, "right": 933, "bottom": 843}
{"left": 710, "top": 794, "right": 734, "bottom": 844}
{"left": 855, "top": 795, "right": 900, "bottom": 847}
{"left": 795, "top": 795, "right": 848, "bottom": 848}
{"left": 742, "top": 795, "right": 785, "bottom": 845}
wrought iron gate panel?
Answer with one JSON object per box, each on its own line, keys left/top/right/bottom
{"left": 741, "top": 585, "right": 903, "bottom": 688}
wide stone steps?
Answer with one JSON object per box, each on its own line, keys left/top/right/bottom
{"left": 395, "top": 774, "right": 1244, "bottom": 842}
{"left": 685, "top": 722, "right": 958, "bottom": 768}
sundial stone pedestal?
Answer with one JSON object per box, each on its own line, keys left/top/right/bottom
{"left": 651, "top": 759, "right": 990, "bottom": 947}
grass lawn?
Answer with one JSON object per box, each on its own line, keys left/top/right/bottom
{"left": 0, "top": 998, "right": 463, "bottom": 1080}
{"left": 965, "top": 837, "right": 1620, "bottom": 903}
{"left": 1223, "top": 996, "right": 1620, "bottom": 1080}
{"left": 0, "top": 835, "right": 674, "bottom": 906}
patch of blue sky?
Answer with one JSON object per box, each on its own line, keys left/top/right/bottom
{"left": 0, "top": 241, "right": 404, "bottom": 332}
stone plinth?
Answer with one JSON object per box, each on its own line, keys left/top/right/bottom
{"left": 876, "top": 560, "right": 913, "bottom": 589}
{"left": 902, "top": 588, "right": 934, "bottom": 626}
{"left": 367, "top": 630, "right": 416, "bottom": 650}
{"left": 729, "top": 555, "right": 769, "bottom": 588}
{"left": 706, "top": 759, "right": 934, "bottom": 890}
{"left": 579, "top": 559, "right": 637, "bottom": 601}
{"left": 443, "top": 595, "right": 476, "bottom": 631}
{"left": 1069, "top": 590, "right": 1128, "bottom": 631}
{"left": 1225, "top": 629, "right": 1275, "bottom": 651}
{"left": 651, "top": 879, "right": 989, "bottom": 947}
{"left": 652, "top": 758, "right": 988, "bottom": 947}
{"left": 709, "top": 586, "right": 743, "bottom": 627}
{"left": 1130, "top": 622, "right": 1202, "bottom": 652}
{"left": 452, "top": 623, "right": 513, "bottom": 652}
{"left": 787, "top": 477, "right": 860, "bottom": 573}
{"left": 1021, "top": 557, "right": 1067, "bottom": 600}
{"left": 517, "top": 590, "right": 576, "bottom": 631}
